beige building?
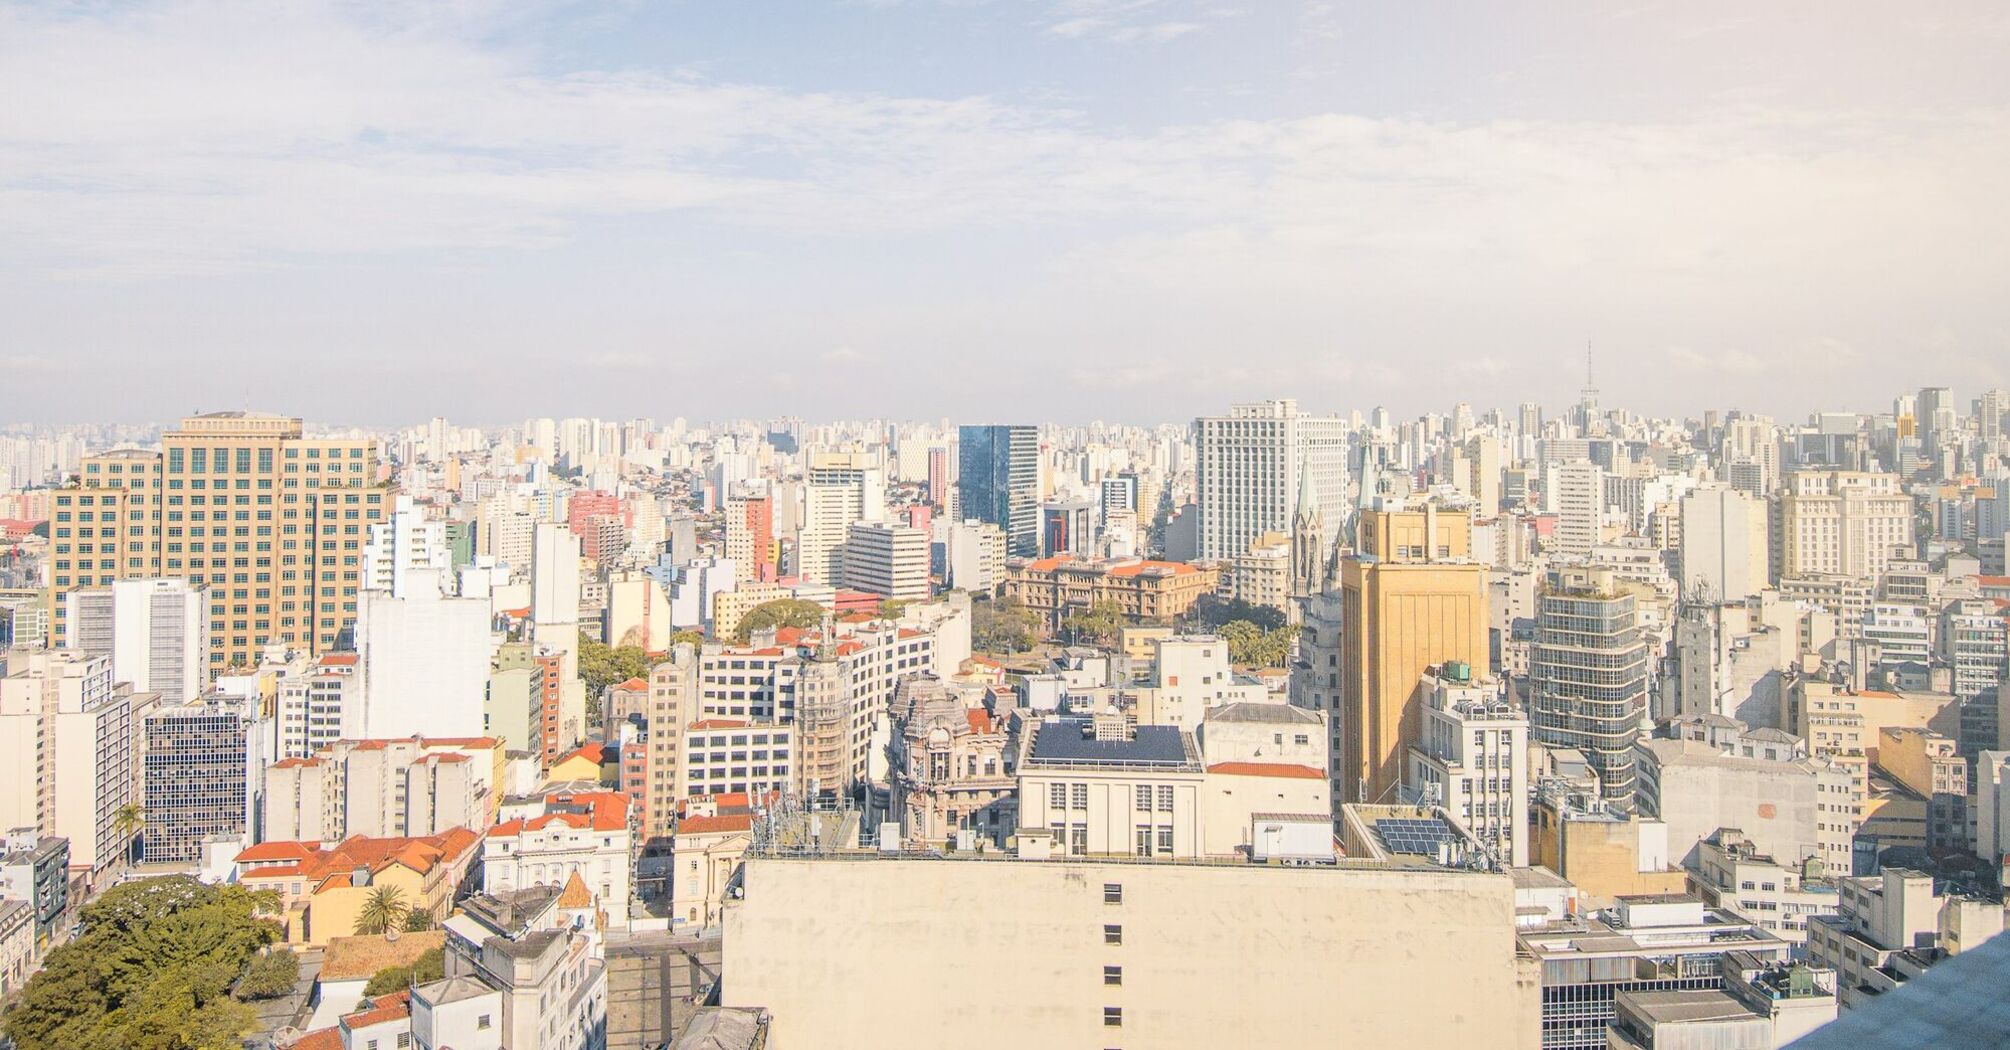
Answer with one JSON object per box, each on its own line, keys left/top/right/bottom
{"left": 1339, "top": 506, "right": 1488, "bottom": 805}
{"left": 1777, "top": 470, "right": 1914, "bottom": 582}
{"left": 1015, "top": 712, "right": 1207, "bottom": 859}
{"left": 48, "top": 412, "right": 391, "bottom": 670}
{"left": 0, "top": 651, "right": 142, "bottom": 873}
{"left": 1687, "top": 828, "right": 1839, "bottom": 947}
{"left": 1531, "top": 783, "right": 1687, "bottom": 905}
{"left": 1876, "top": 725, "right": 1968, "bottom": 850}
{"left": 723, "top": 854, "right": 1538, "bottom": 1050}
{"left": 1808, "top": 868, "right": 2006, "bottom": 1009}
{"left": 1003, "top": 555, "right": 1219, "bottom": 628}
{"left": 1634, "top": 732, "right": 1856, "bottom": 875}
{"left": 262, "top": 735, "right": 503, "bottom": 843}
{"left": 1787, "top": 677, "right": 1959, "bottom": 818}
{"left": 889, "top": 678, "right": 1014, "bottom": 847}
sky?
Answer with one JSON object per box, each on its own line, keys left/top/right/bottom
{"left": 3, "top": 0, "right": 2009, "bottom": 427}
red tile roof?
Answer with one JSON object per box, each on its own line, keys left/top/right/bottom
{"left": 676, "top": 813, "right": 755, "bottom": 836}
{"left": 342, "top": 990, "right": 412, "bottom": 1030}
{"left": 613, "top": 676, "right": 649, "bottom": 692}
{"left": 555, "top": 742, "right": 607, "bottom": 766}
{"left": 966, "top": 709, "right": 998, "bottom": 735}
{"left": 1206, "top": 762, "right": 1326, "bottom": 780}
{"left": 237, "top": 829, "right": 480, "bottom": 884}
{"left": 318, "top": 653, "right": 359, "bottom": 666}
{"left": 489, "top": 792, "right": 632, "bottom": 838}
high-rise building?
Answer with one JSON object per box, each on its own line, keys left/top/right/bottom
{"left": 957, "top": 425, "right": 1038, "bottom": 557}
{"left": 1545, "top": 459, "right": 1604, "bottom": 561}
{"left": 361, "top": 494, "right": 451, "bottom": 597}
{"left": 354, "top": 567, "right": 493, "bottom": 740}
{"left": 0, "top": 652, "right": 139, "bottom": 873}
{"left": 1192, "top": 400, "right": 1348, "bottom": 562}
{"left": 1338, "top": 506, "right": 1488, "bottom": 807}
{"left": 839, "top": 522, "right": 930, "bottom": 602}
{"left": 1530, "top": 566, "right": 1650, "bottom": 808}
{"left": 1679, "top": 484, "right": 1770, "bottom": 602}
{"left": 61, "top": 577, "right": 209, "bottom": 703}
{"left": 723, "top": 492, "right": 776, "bottom": 584}
{"left": 1404, "top": 663, "right": 1529, "bottom": 866}
{"left": 1777, "top": 471, "right": 1914, "bottom": 581}
{"left": 47, "top": 412, "right": 391, "bottom": 669}
{"left": 800, "top": 451, "right": 886, "bottom": 585}
{"left": 141, "top": 696, "right": 260, "bottom": 864}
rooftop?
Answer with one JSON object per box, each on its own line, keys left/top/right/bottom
{"left": 1025, "top": 717, "right": 1201, "bottom": 771}
{"left": 1203, "top": 702, "right": 1321, "bottom": 726}
{"left": 319, "top": 931, "right": 448, "bottom": 982}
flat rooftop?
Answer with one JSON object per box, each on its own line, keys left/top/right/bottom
{"left": 1025, "top": 718, "right": 1200, "bottom": 770}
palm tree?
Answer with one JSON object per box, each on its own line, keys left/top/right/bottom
{"left": 112, "top": 804, "right": 145, "bottom": 869}
{"left": 353, "top": 885, "right": 410, "bottom": 938}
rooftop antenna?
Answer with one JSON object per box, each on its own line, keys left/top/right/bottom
{"left": 1581, "top": 341, "right": 1599, "bottom": 405}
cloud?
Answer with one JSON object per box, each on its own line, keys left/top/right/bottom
{"left": 1666, "top": 346, "right": 1767, "bottom": 376}
{"left": 822, "top": 346, "right": 870, "bottom": 365}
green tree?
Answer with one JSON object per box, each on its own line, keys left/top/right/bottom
{"left": 402, "top": 908, "right": 437, "bottom": 932}
{"left": 1, "top": 876, "right": 279, "bottom": 1050}
{"left": 362, "top": 947, "right": 444, "bottom": 997}
{"left": 578, "top": 632, "right": 652, "bottom": 698}
{"left": 1062, "top": 600, "right": 1126, "bottom": 646}
{"left": 1218, "top": 620, "right": 1294, "bottom": 668}
{"left": 235, "top": 949, "right": 300, "bottom": 1001}
{"left": 971, "top": 596, "right": 1042, "bottom": 654}
{"left": 877, "top": 598, "right": 911, "bottom": 620}
{"left": 730, "top": 599, "right": 827, "bottom": 644}
{"left": 1193, "top": 594, "right": 1287, "bottom": 632}
{"left": 667, "top": 628, "right": 705, "bottom": 649}
{"left": 352, "top": 885, "right": 410, "bottom": 938}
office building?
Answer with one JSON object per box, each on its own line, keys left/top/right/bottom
{"left": 1546, "top": 459, "right": 1604, "bottom": 561}
{"left": 47, "top": 412, "right": 390, "bottom": 669}
{"left": 1778, "top": 471, "right": 1914, "bottom": 582}
{"left": 1519, "top": 895, "right": 1790, "bottom": 1050}
{"left": 354, "top": 567, "right": 494, "bottom": 740}
{"left": 940, "top": 518, "right": 1006, "bottom": 593}
{"left": 1404, "top": 663, "right": 1529, "bottom": 866}
{"left": 360, "top": 494, "right": 451, "bottom": 597}
{"left": 839, "top": 521, "right": 930, "bottom": 601}
{"left": 725, "top": 854, "right": 1534, "bottom": 1050}
{"left": 141, "top": 696, "right": 260, "bottom": 864}
{"left": 0, "top": 831, "right": 69, "bottom": 950}
{"left": 61, "top": 577, "right": 209, "bottom": 703}
{"left": 800, "top": 451, "right": 886, "bottom": 585}
{"left": 1338, "top": 506, "right": 1488, "bottom": 806}
{"left": 1679, "top": 484, "right": 1770, "bottom": 602}
{"left": 957, "top": 424, "right": 1038, "bottom": 557}
{"left": 1529, "top": 566, "right": 1650, "bottom": 808}
{"left": 1193, "top": 399, "right": 1348, "bottom": 562}
{"left": 889, "top": 677, "right": 1014, "bottom": 847}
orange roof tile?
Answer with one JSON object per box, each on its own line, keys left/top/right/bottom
{"left": 236, "top": 840, "right": 321, "bottom": 863}
{"left": 1206, "top": 762, "right": 1326, "bottom": 780}
{"left": 318, "top": 653, "right": 359, "bottom": 666}
{"left": 613, "top": 676, "right": 649, "bottom": 691}
{"left": 290, "top": 1028, "right": 344, "bottom": 1050}
{"left": 343, "top": 990, "right": 413, "bottom": 1030}
{"left": 556, "top": 871, "right": 594, "bottom": 909}
{"left": 676, "top": 813, "right": 755, "bottom": 836}
{"left": 965, "top": 709, "right": 997, "bottom": 735}
{"left": 270, "top": 757, "right": 320, "bottom": 770}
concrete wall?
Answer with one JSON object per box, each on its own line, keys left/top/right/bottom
{"left": 723, "top": 856, "right": 1537, "bottom": 1050}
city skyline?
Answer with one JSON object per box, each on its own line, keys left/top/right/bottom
{"left": 5, "top": 1, "right": 2008, "bottom": 424}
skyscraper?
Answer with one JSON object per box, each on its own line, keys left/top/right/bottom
{"left": 1338, "top": 505, "right": 1488, "bottom": 806}
{"left": 62, "top": 577, "right": 209, "bottom": 703}
{"left": 1777, "top": 470, "right": 1914, "bottom": 581}
{"left": 141, "top": 697, "right": 259, "bottom": 864}
{"left": 1193, "top": 399, "right": 1348, "bottom": 563}
{"left": 957, "top": 425, "right": 1038, "bottom": 557}
{"left": 1529, "top": 566, "right": 1649, "bottom": 807}
{"left": 801, "top": 451, "right": 886, "bottom": 584}
{"left": 48, "top": 412, "right": 390, "bottom": 670}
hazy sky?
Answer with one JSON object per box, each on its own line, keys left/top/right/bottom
{"left": 4, "top": 1, "right": 2008, "bottom": 426}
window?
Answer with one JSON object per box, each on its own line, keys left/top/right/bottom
{"left": 1135, "top": 785, "right": 1152, "bottom": 810}
{"left": 1103, "top": 883, "right": 1123, "bottom": 905}
{"left": 1104, "top": 924, "right": 1122, "bottom": 945}
{"left": 1104, "top": 1007, "right": 1123, "bottom": 1028}
{"left": 1049, "top": 782, "right": 1067, "bottom": 809}
{"left": 1157, "top": 827, "right": 1173, "bottom": 853}
{"left": 1157, "top": 785, "right": 1173, "bottom": 812}
{"left": 1104, "top": 965, "right": 1122, "bottom": 986}
{"left": 477, "top": 1015, "right": 492, "bottom": 1030}
{"left": 1071, "top": 783, "right": 1089, "bottom": 810}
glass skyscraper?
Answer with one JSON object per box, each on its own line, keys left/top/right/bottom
{"left": 957, "top": 425, "right": 1039, "bottom": 557}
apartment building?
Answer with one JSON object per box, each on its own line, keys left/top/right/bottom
{"left": 1405, "top": 663, "right": 1529, "bottom": 866}
{"left": 263, "top": 735, "right": 501, "bottom": 842}
{"left": 0, "top": 651, "right": 140, "bottom": 872}
{"left": 1687, "top": 829, "right": 1840, "bottom": 948}
{"left": 1014, "top": 712, "right": 1206, "bottom": 859}
{"left": 1777, "top": 471, "right": 1914, "bottom": 582}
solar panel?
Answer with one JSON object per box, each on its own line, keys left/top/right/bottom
{"left": 1374, "top": 818, "right": 1455, "bottom": 856}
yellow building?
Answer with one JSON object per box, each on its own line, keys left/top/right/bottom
{"left": 1339, "top": 507, "right": 1487, "bottom": 804}
{"left": 1531, "top": 788, "right": 1687, "bottom": 906}
{"left": 1788, "top": 678, "right": 1959, "bottom": 817}
{"left": 48, "top": 412, "right": 391, "bottom": 670}
{"left": 544, "top": 741, "right": 616, "bottom": 787}
{"left": 235, "top": 828, "right": 482, "bottom": 945}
